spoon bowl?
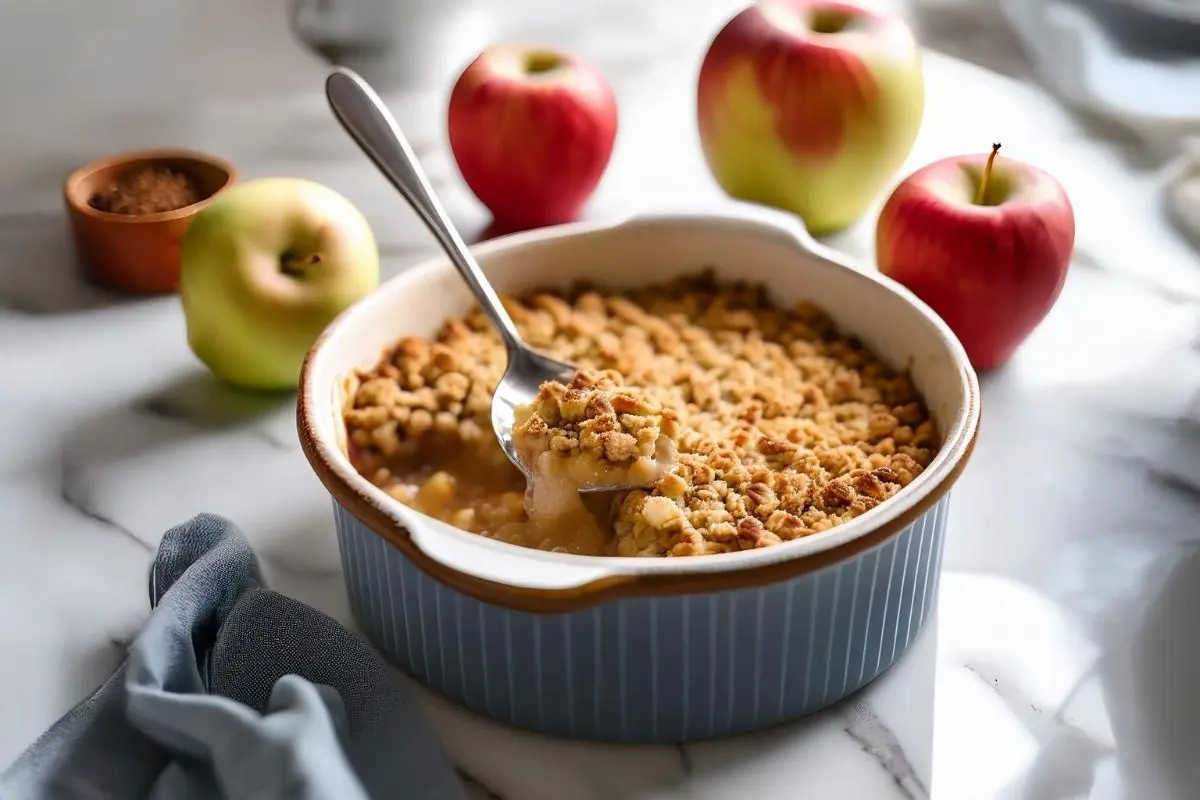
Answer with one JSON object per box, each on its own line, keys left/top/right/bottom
{"left": 324, "top": 67, "right": 650, "bottom": 494}
{"left": 488, "top": 347, "right": 578, "bottom": 481}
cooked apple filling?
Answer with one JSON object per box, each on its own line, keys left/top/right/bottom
{"left": 502, "top": 370, "right": 682, "bottom": 554}
{"left": 514, "top": 369, "right": 680, "bottom": 487}
{"left": 344, "top": 271, "right": 939, "bottom": 557}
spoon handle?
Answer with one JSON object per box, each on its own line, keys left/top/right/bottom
{"left": 325, "top": 66, "right": 525, "bottom": 354}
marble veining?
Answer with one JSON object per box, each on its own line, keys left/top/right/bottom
{"left": 842, "top": 701, "right": 928, "bottom": 798}
{"left": 3, "top": 0, "right": 1200, "bottom": 797}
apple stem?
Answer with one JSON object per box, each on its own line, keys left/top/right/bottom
{"left": 974, "top": 143, "right": 1002, "bottom": 206}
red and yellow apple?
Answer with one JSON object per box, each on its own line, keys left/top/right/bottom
{"left": 876, "top": 144, "right": 1076, "bottom": 371}
{"left": 448, "top": 44, "right": 618, "bottom": 229}
{"left": 697, "top": 0, "right": 924, "bottom": 235}
{"left": 180, "top": 177, "right": 379, "bottom": 390}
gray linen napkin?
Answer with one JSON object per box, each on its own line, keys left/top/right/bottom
{"left": 0, "top": 513, "right": 465, "bottom": 800}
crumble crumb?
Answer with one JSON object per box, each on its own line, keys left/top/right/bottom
{"left": 512, "top": 368, "right": 681, "bottom": 486}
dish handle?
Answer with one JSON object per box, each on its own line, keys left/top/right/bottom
{"left": 618, "top": 200, "right": 861, "bottom": 270}
{"left": 404, "top": 516, "right": 626, "bottom": 593}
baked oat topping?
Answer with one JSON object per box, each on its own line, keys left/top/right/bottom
{"left": 513, "top": 369, "right": 681, "bottom": 487}
{"left": 344, "top": 270, "right": 939, "bottom": 557}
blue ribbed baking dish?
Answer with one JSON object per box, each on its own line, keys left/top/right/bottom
{"left": 299, "top": 212, "right": 980, "bottom": 743}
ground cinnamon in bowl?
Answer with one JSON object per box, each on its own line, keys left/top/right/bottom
{"left": 64, "top": 148, "right": 237, "bottom": 294}
{"left": 88, "top": 166, "right": 201, "bottom": 215}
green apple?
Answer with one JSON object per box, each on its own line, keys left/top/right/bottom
{"left": 180, "top": 177, "right": 379, "bottom": 391}
{"left": 697, "top": 0, "right": 924, "bottom": 235}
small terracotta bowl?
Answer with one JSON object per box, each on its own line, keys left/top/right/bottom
{"left": 64, "top": 148, "right": 238, "bottom": 294}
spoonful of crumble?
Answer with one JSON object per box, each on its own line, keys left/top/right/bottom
{"left": 325, "top": 67, "right": 677, "bottom": 495}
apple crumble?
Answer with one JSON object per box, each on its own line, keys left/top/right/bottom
{"left": 513, "top": 369, "right": 681, "bottom": 488}
{"left": 506, "top": 370, "right": 683, "bottom": 555}
{"left": 344, "top": 270, "right": 939, "bottom": 557}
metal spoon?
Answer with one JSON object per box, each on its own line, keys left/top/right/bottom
{"left": 325, "top": 67, "right": 646, "bottom": 493}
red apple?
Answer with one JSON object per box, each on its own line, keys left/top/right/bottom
{"left": 698, "top": 0, "right": 924, "bottom": 235}
{"left": 448, "top": 44, "right": 618, "bottom": 229}
{"left": 876, "top": 144, "right": 1076, "bottom": 371}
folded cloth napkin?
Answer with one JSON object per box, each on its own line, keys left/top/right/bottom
{"left": 0, "top": 513, "right": 465, "bottom": 800}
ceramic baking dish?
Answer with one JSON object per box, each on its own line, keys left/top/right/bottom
{"left": 298, "top": 211, "right": 980, "bottom": 743}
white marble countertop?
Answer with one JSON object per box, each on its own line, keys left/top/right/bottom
{"left": 3, "top": 1, "right": 1200, "bottom": 798}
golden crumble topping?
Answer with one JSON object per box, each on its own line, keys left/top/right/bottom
{"left": 513, "top": 369, "right": 681, "bottom": 488}
{"left": 343, "top": 270, "right": 939, "bottom": 557}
